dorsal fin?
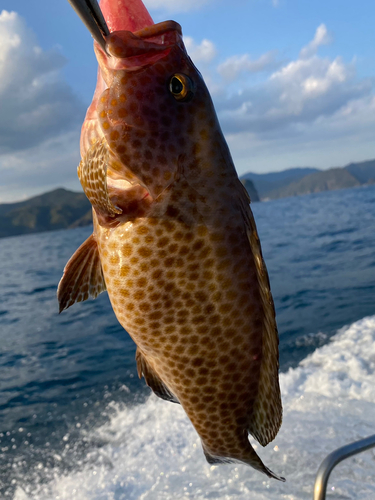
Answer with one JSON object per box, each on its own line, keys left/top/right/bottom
{"left": 135, "top": 349, "right": 179, "bottom": 404}
{"left": 57, "top": 234, "right": 106, "bottom": 313}
{"left": 237, "top": 180, "right": 283, "bottom": 446}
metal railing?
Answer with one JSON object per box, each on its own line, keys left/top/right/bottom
{"left": 313, "top": 434, "right": 375, "bottom": 499}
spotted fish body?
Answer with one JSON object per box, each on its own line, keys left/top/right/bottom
{"left": 58, "top": 0, "right": 283, "bottom": 480}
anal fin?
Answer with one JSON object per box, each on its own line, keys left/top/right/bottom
{"left": 58, "top": 234, "right": 106, "bottom": 312}
{"left": 135, "top": 349, "right": 179, "bottom": 404}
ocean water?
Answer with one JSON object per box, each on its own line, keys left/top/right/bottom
{"left": 0, "top": 185, "right": 375, "bottom": 499}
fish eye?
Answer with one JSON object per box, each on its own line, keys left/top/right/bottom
{"left": 169, "top": 74, "right": 194, "bottom": 102}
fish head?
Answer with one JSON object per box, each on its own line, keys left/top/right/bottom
{"left": 83, "top": 14, "right": 220, "bottom": 201}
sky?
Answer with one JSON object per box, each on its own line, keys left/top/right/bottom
{"left": 0, "top": 0, "right": 374, "bottom": 202}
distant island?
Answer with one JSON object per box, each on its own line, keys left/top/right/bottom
{"left": 241, "top": 158, "right": 375, "bottom": 200}
{"left": 0, "top": 158, "right": 374, "bottom": 238}
{"left": 0, "top": 188, "right": 91, "bottom": 238}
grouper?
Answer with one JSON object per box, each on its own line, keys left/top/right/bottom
{"left": 59, "top": 0, "right": 284, "bottom": 480}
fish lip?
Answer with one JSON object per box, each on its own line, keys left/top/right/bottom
{"left": 132, "top": 20, "right": 182, "bottom": 40}
{"left": 108, "top": 43, "right": 173, "bottom": 70}
{"left": 95, "top": 21, "right": 183, "bottom": 70}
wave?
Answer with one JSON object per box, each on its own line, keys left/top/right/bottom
{"left": 14, "top": 316, "right": 375, "bottom": 499}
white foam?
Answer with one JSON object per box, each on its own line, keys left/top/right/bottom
{"left": 15, "top": 316, "right": 375, "bottom": 499}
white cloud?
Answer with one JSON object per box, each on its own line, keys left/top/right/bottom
{"left": 184, "top": 37, "right": 217, "bottom": 64}
{"left": 213, "top": 25, "right": 371, "bottom": 134}
{"left": 0, "top": 10, "right": 85, "bottom": 201}
{"left": 218, "top": 51, "right": 279, "bottom": 81}
{"left": 0, "top": 130, "right": 82, "bottom": 203}
{"left": 205, "top": 25, "right": 374, "bottom": 174}
{"left": 299, "top": 24, "right": 332, "bottom": 59}
{"left": 0, "top": 10, "right": 85, "bottom": 154}
{"left": 217, "top": 51, "right": 368, "bottom": 135}
{"left": 226, "top": 93, "right": 375, "bottom": 175}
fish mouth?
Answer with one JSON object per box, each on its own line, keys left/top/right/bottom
{"left": 98, "top": 21, "right": 183, "bottom": 70}
{"left": 67, "top": 0, "right": 156, "bottom": 49}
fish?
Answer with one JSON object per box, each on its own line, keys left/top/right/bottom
{"left": 59, "top": 0, "right": 284, "bottom": 481}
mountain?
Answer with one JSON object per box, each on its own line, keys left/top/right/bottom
{"left": 0, "top": 188, "right": 92, "bottom": 238}
{"left": 344, "top": 159, "right": 375, "bottom": 184}
{"left": 266, "top": 168, "right": 361, "bottom": 199}
{"left": 241, "top": 159, "right": 375, "bottom": 200}
{"left": 241, "top": 179, "right": 260, "bottom": 202}
{"left": 241, "top": 167, "right": 319, "bottom": 199}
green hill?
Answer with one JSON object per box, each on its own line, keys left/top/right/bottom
{"left": 266, "top": 168, "right": 361, "bottom": 199}
{"left": 0, "top": 188, "right": 92, "bottom": 238}
{"left": 241, "top": 168, "right": 319, "bottom": 199}
{"left": 241, "top": 159, "right": 375, "bottom": 200}
{"left": 345, "top": 159, "right": 375, "bottom": 184}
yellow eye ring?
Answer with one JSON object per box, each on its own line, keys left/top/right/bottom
{"left": 169, "top": 74, "right": 195, "bottom": 102}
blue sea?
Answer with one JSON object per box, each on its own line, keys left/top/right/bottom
{"left": 1, "top": 185, "right": 375, "bottom": 499}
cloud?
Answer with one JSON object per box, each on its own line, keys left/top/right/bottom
{"left": 0, "top": 130, "right": 82, "bottom": 203}
{"left": 217, "top": 51, "right": 279, "bottom": 81}
{"left": 217, "top": 55, "right": 370, "bottom": 136}
{"left": 211, "top": 26, "right": 372, "bottom": 136}
{"left": 225, "top": 92, "right": 375, "bottom": 175}
{"left": 0, "top": 10, "right": 86, "bottom": 201}
{"left": 184, "top": 37, "right": 217, "bottom": 64}
{"left": 202, "top": 25, "right": 375, "bottom": 174}
{"left": 0, "top": 10, "right": 85, "bottom": 154}
{"left": 299, "top": 24, "right": 332, "bottom": 59}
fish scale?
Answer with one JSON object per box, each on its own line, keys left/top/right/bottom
{"left": 58, "top": 3, "right": 283, "bottom": 481}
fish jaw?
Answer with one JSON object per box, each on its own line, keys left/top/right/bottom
{"left": 100, "top": 0, "right": 154, "bottom": 33}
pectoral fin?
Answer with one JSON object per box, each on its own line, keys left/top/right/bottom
{"left": 135, "top": 349, "right": 179, "bottom": 404}
{"left": 58, "top": 234, "right": 106, "bottom": 312}
{"left": 78, "top": 138, "right": 122, "bottom": 219}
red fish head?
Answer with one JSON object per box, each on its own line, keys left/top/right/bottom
{"left": 90, "top": 19, "right": 220, "bottom": 200}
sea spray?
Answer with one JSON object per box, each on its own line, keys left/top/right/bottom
{"left": 13, "top": 316, "right": 375, "bottom": 499}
